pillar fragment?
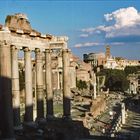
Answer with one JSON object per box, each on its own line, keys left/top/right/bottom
{"left": 62, "top": 48, "right": 71, "bottom": 118}
{"left": 11, "top": 46, "right": 21, "bottom": 127}
{"left": 35, "top": 48, "right": 44, "bottom": 119}
{"left": 90, "top": 71, "right": 97, "bottom": 99}
{"left": 121, "top": 103, "right": 125, "bottom": 124}
{"left": 24, "top": 47, "right": 33, "bottom": 122}
{"left": 45, "top": 49, "right": 53, "bottom": 117}
{"left": 0, "top": 41, "right": 15, "bottom": 139}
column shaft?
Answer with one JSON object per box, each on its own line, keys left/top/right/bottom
{"left": 121, "top": 103, "right": 125, "bottom": 124}
{"left": 62, "top": 48, "right": 71, "bottom": 117}
{"left": 24, "top": 47, "right": 33, "bottom": 122}
{"left": 35, "top": 48, "right": 44, "bottom": 119}
{"left": 11, "top": 46, "right": 21, "bottom": 126}
{"left": 93, "top": 83, "right": 97, "bottom": 99}
{"left": 0, "top": 41, "right": 15, "bottom": 138}
{"left": 45, "top": 49, "right": 53, "bottom": 117}
{"left": 93, "top": 73, "right": 97, "bottom": 99}
{"left": 57, "top": 70, "right": 60, "bottom": 89}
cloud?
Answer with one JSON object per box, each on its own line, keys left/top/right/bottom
{"left": 74, "top": 42, "right": 102, "bottom": 48}
{"left": 79, "top": 34, "right": 89, "bottom": 38}
{"left": 74, "top": 41, "right": 125, "bottom": 48}
{"left": 110, "top": 42, "right": 124, "bottom": 45}
{"left": 81, "top": 27, "right": 95, "bottom": 33}
{"left": 81, "top": 26, "right": 105, "bottom": 34}
{"left": 81, "top": 7, "right": 140, "bottom": 39}
{"left": 74, "top": 42, "right": 125, "bottom": 48}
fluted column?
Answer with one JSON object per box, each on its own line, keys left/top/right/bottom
{"left": 62, "top": 48, "right": 71, "bottom": 118}
{"left": 24, "top": 47, "right": 33, "bottom": 122}
{"left": 11, "top": 46, "right": 21, "bottom": 127}
{"left": 35, "top": 48, "right": 44, "bottom": 119}
{"left": 0, "top": 41, "right": 15, "bottom": 139}
{"left": 45, "top": 49, "right": 53, "bottom": 117}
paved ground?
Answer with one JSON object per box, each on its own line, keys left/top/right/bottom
{"left": 89, "top": 92, "right": 125, "bottom": 136}
{"left": 116, "top": 105, "right": 140, "bottom": 140}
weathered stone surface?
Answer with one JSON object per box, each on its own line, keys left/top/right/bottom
{"left": 90, "top": 95, "right": 106, "bottom": 118}
{"left": 5, "top": 13, "right": 32, "bottom": 31}
{"left": 0, "top": 41, "right": 15, "bottom": 139}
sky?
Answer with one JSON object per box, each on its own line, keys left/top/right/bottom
{"left": 0, "top": 0, "right": 140, "bottom": 60}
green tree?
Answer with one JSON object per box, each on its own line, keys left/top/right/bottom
{"left": 124, "top": 66, "right": 140, "bottom": 76}
{"left": 76, "top": 79, "right": 88, "bottom": 90}
{"left": 97, "top": 69, "right": 129, "bottom": 91}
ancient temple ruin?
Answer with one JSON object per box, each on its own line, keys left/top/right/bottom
{"left": 0, "top": 13, "right": 73, "bottom": 139}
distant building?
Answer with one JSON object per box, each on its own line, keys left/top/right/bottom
{"left": 83, "top": 53, "right": 97, "bottom": 67}
{"left": 115, "top": 57, "right": 127, "bottom": 70}
{"left": 128, "top": 74, "right": 139, "bottom": 94}
{"left": 84, "top": 45, "right": 140, "bottom": 70}
{"left": 104, "top": 57, "right": 118, "bottom": 69}
{"left": 125, "top": 60, "right": 140, "bottom": 67}
{"left": 83, "top": 52, "right": 106, "bottom": 67}
{"left": 71, "top": 55, "right": 92, "bottom": 82}
{"left": 105, "top": 45, "right": 111, "bottom": 59}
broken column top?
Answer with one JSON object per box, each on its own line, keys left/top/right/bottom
{"left": 0, "top": 13, "right": 69, "bottom": 45}
{"left": 15, "top": 13, "right": 28, "bottom": 20}
{"left": 5, "top": 13, "right": 32, "bottom": 31}
{"left": 3, "top": 13, "right": 54, "bottom": 40}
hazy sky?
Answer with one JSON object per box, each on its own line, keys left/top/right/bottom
{"left": 0, "top": 0, "right": 140, "bottom": 60}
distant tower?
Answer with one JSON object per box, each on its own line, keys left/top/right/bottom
{"left": 105, "top": 45, "right": 111, "bottom": 59}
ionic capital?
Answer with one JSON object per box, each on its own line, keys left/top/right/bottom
{"left": 11, "top": 45, "right": 18, "bottom": 51}
{"left": 23, "top": 47, "right": 30, "bottom": 52}
{"left": 45, "top": 49, "right": 52, "bottom": 54}
{"left": 0, "top": 40, "right": 10, "bottom": 47}
{"left": 35, "top": 48, "right": 40, "bottom": 53}
{"left": 62, "top": 48, "right": 71, "bottom": 53}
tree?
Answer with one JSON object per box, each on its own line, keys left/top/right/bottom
{"left": 76, "top": 79, "right": 88, "bottom": 90}
{"left": 124, "top": 66, "right": 140, "bottom": 76}
{"left": 97, "top": 69, "right": 129, "bottom": 91}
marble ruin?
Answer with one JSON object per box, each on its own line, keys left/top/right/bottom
{"left": 0, "top": 13, "right": 131, "bottom": 140}
{"left": 0, "top": 13, "right": 73, "bottom": 139}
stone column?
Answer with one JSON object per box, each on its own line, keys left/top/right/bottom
{"left": 93, "top": 72, "right": 97, "bottom": 99}
{"left": 97, "top": 76, "right": 100, "bottom": 96}
{"left": 133, "top": 83, "right": 137, "bottom": 94}
{"left": 59, "top": 71, "right": 63, "bottom": 89}
{"left": 93, "top": 83, "right": 97, "bottom": 99}
{"left": 11, "top": 46, "right": 21, "bottom": 127}
{"left": 45, "top": 49, "right": 53, "bottom": 117}
{"left": 24, "top": 47, "right": 33, "bottom": 122}
{"left": 35, "top": 48, "right": 44, "bottom": 119}
{"left": 32, "top": 68, "right": 37, "bottom": 120}
{"left": 91, "top": 71, "right": 97, "bottom": 99}
{"left": 62, "top": 48, "right": 71, "bottom": 118}
{"left": 121, "top": 103, "right": 125, "bottom": 124}
{"left": 57, "top": 70, "right": 60, "bottom": 89}
{"left": 0, "top": 41, "right": 15, "bottom": 139}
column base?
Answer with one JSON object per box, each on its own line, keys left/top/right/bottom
{"left": 14, "top": 125, "right": 23, "bottom": 137}
{"left": 35, "top": 118, "right": 46, "bottom": 123}
{"left": 23, "top": 121, "right": 38, "bottom": 129}
{"left": 46, "top": 115, "right": 54, "bottom": 120}
{"left": 14, "top": 125, "right": 23, "bottom": 131}
{"left": 62, "top": 115, "right": 72, "bottom": 121}
{"left": 23, "top": 121, "right": 38, "bottom": 136}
